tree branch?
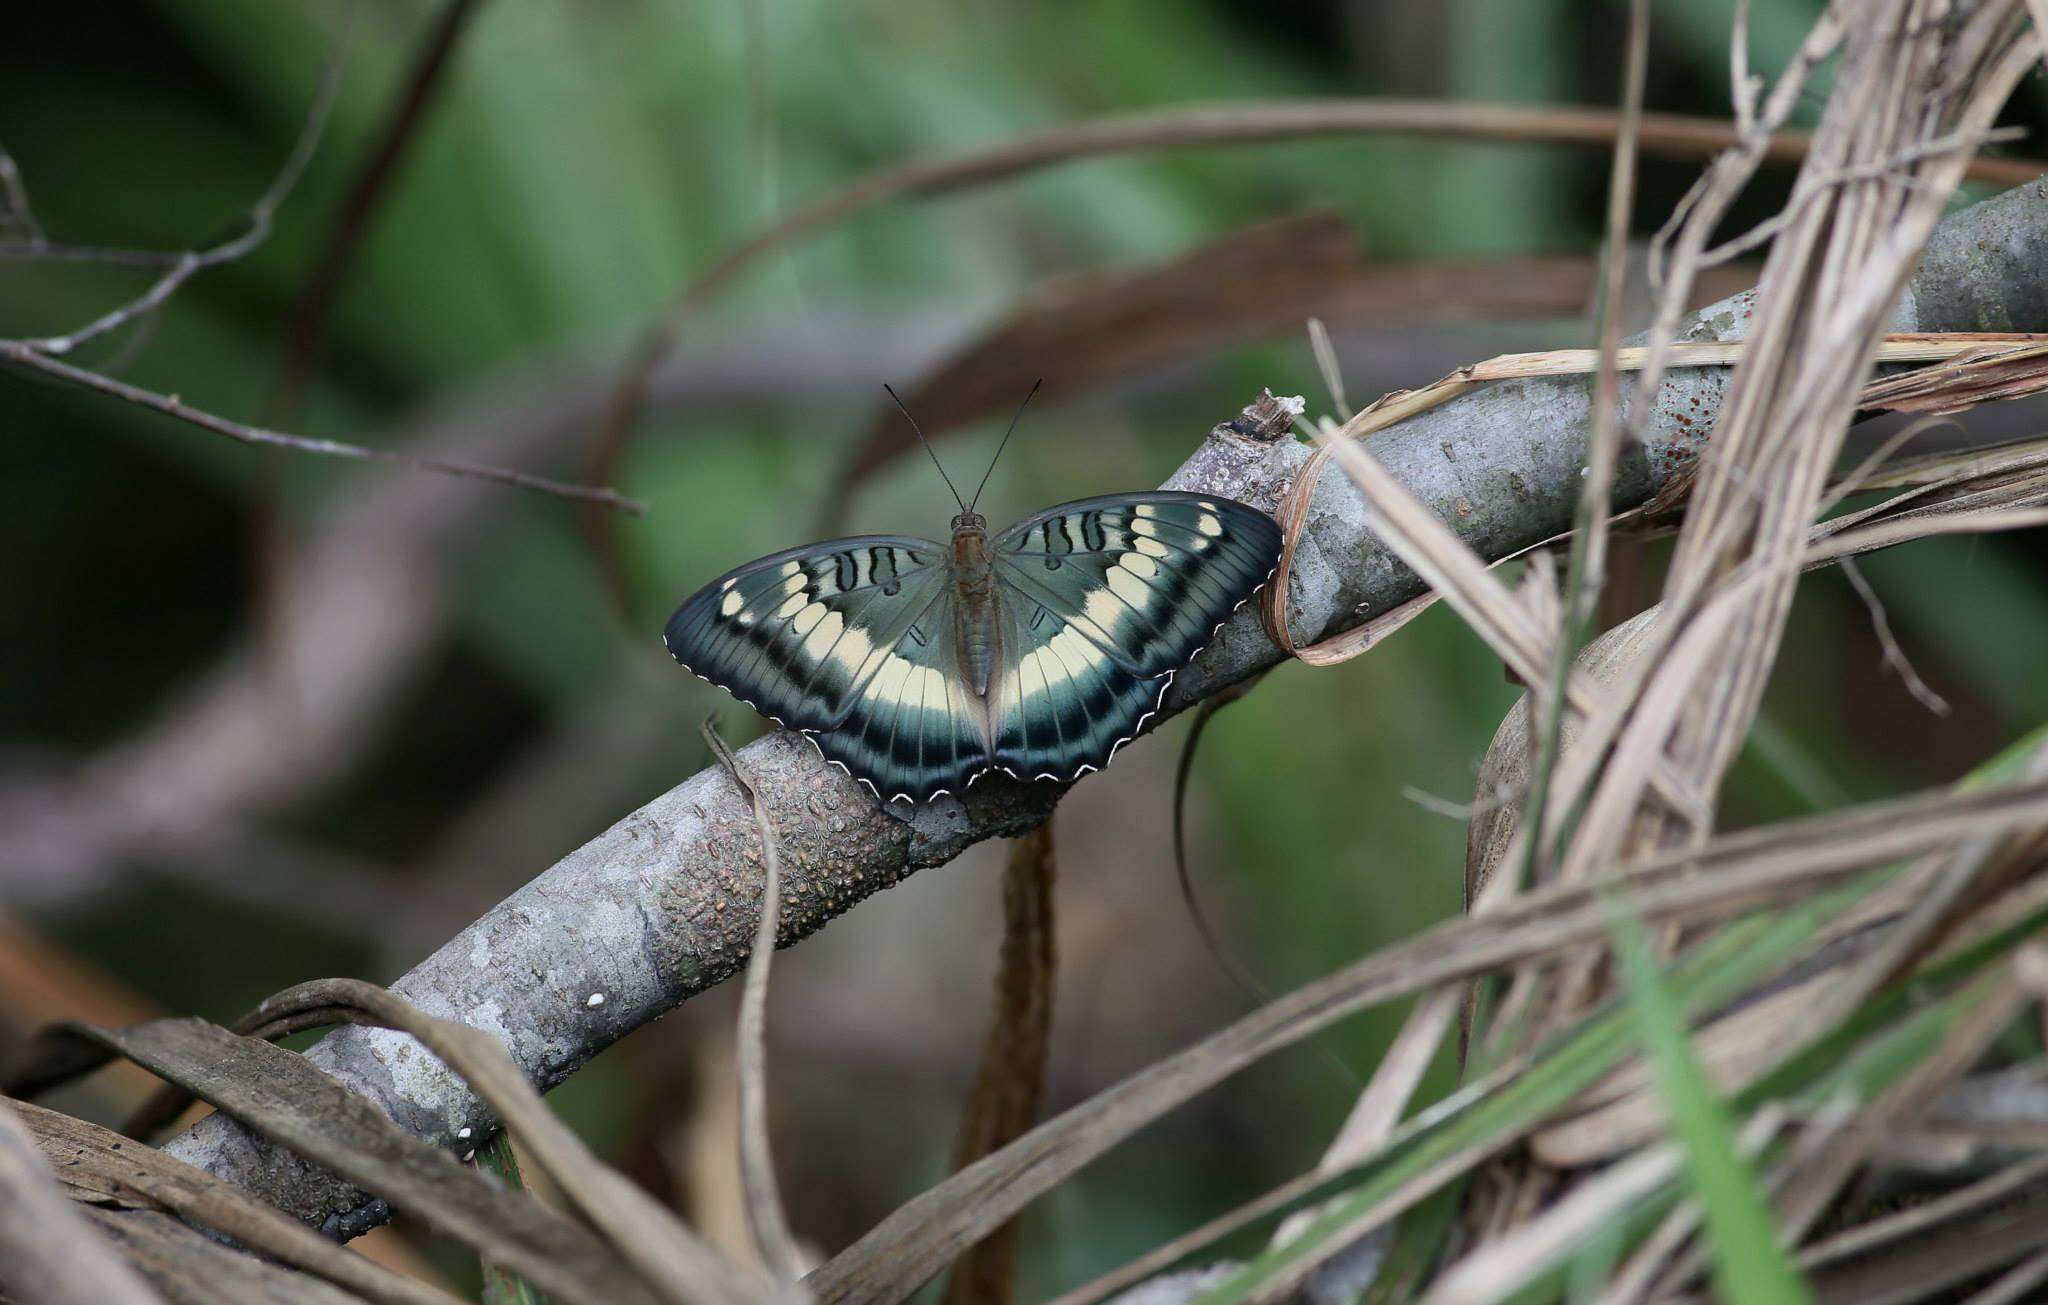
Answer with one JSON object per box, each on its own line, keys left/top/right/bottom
{"left": 164, "top": 179, "right": 2048, "bottom": 1237}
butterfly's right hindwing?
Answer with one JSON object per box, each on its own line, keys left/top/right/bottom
{"left": 663, "top": 537, "right": 946, "bottom": 736}
{"left": 990, "top": 597, "right": 1167, "bottom": 783}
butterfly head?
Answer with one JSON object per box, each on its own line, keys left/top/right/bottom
{"left": 949, "top": 510, "right": 992, "bottom": 576}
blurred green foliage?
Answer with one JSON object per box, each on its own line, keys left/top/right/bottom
{"left": 5, "top": 0, "right": 2048, "bottom": 1296}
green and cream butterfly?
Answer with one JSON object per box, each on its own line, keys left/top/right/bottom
{"left": 664, "top": 389, "right": 1282, "bottom": 804}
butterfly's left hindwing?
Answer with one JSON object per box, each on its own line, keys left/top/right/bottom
{"left": 989, "top": 491, "right": 1281, "bottom": 781}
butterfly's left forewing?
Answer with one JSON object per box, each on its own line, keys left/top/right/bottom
{"left": 989, "top": 492, "right": 1281, "bottom": 782}
{"left": 664, "top": 536, "right": 989, "bottom": 802}
{"left": 665, "top": 536, "right": 947, "bottom": 734}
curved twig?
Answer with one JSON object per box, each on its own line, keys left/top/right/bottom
{"left": 587, "top": 96, "right": 2048, "bottom": 496}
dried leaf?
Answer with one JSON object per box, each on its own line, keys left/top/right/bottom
{"left": 40, "top": 1018, "right": 663, "bottom": 1305}
{"left": 11, "top": 1097, "right": 458, "bottom": 1305}
{"left": 0, "top": 1099, "right": 161, "bottom": 1305}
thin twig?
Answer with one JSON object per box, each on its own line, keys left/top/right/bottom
{"left": 0, "top": 241, "right": 183, "bottom": 268}
{"left": 0, "top": 1101, "right": 162, "bottom": 1305}
{"left": 1838, "top": 555, "right": 1951, "bottom": 716}
{"left": 0, "top": 341, "right": 645, "bottom": 512}
{"left": 701, "top": 719, "right": 808, "bottom": 1286}
{"left": 23, "top": 3, "right": 360, "bottom": 358}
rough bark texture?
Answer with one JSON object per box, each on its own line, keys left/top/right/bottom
{"left": 166, "top": 180, "right": 2048, "bottom": 1236}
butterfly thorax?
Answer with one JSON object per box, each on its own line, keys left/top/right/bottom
{"left": 947, "top": 511, "right": 1000, "bottom": 699}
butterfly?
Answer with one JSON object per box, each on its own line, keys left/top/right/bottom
{"left": 664, "top": 386, "right": 1283, "bottom": 804}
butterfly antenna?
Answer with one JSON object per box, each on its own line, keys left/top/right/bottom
{"left": 884, "top": 384, "right": 966, "bottom": 513}
{"left": 970, "top": 378, "right": 1042, "bottom": 514}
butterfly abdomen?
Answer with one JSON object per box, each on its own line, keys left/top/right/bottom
{"left": 949, "top": 516, "right": 1000, "bottom": 700}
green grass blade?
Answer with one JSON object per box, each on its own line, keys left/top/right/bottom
{"left": 1192, "top": 877, "right": 1876, "bottom": 1304}
{"left": 1608, "top": 901, "right": 1812, "bottom": 1305}
{"left": 476, "top": 1134, "right": 551, "bottom": 1305}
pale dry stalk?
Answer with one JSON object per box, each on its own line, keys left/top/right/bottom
{"left": 1539, "top": 0, "right": 2040, "bottom": 1029}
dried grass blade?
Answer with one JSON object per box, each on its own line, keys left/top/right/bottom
{"left": 809, "top": 773, "right": 2048, "bottom": 1303}
{"left": 1420, "top": 1112, "right": 1782, "bottom": 1305}
{"left": 1189, "top": 896, "right": 1852, "bottom": 1304}
{"left": 1859, "top": 341, "right": 2048, "bottom": 414}
{"left": 1806, "top": 507, "right": 2048, "bottom": 562}
{"left": 702, "top": 720, "right": 808, "bottom": 1285}
{"left": 1267, "top": 329, "right": 2048, "bottom": 668}
{"left": 1966, "top": 1246, "right": 2048, "bottom": 1305}
{"left": 943, "top": 822, "right": 1058, "bottom": 1305}
{"left": 264, "top": 980, "right": 777, "bottom": 1305}
{"left": 1794, "top": 1152, "right": 2048, "bottom": 1281}
{"left": 1768, "top": 963, "right": 2036, "bottom": 1257}
{"left": 83, "top": 1206, "right": 362, "bottom": 1305}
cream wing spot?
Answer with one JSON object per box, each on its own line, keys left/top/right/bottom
{"left": 1082, "top": 587, "right": 1131, "bottom": 638}
{"left": 825, "top": 622, "right": 873, "bottom": 674}
{"left": 775, "top": 592, "right": 807, "bottom": 619}
{"left": 1196, "top": 513, "right": 1224, "bottom": 537}
{"left": 791, "top": 601, "right": 828, "bottom": 637}
{"left": 719, "top": 588, "right": 745, "bottom": 616}
{"left": 1106, "top": 563, "right": 1152, "bottom": 606}
{"left": 800, "top": 607, "right": 843, "bottom": 656}
{"left": 1118, "top": 552, "right": 1159, "bottom": 580}
{"left": 863, "top": 653, "right": 915, "bottom": 710}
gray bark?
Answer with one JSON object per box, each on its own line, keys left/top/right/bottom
{"left": 165, "top": 180, "right": 2048, "bottom": 1236}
